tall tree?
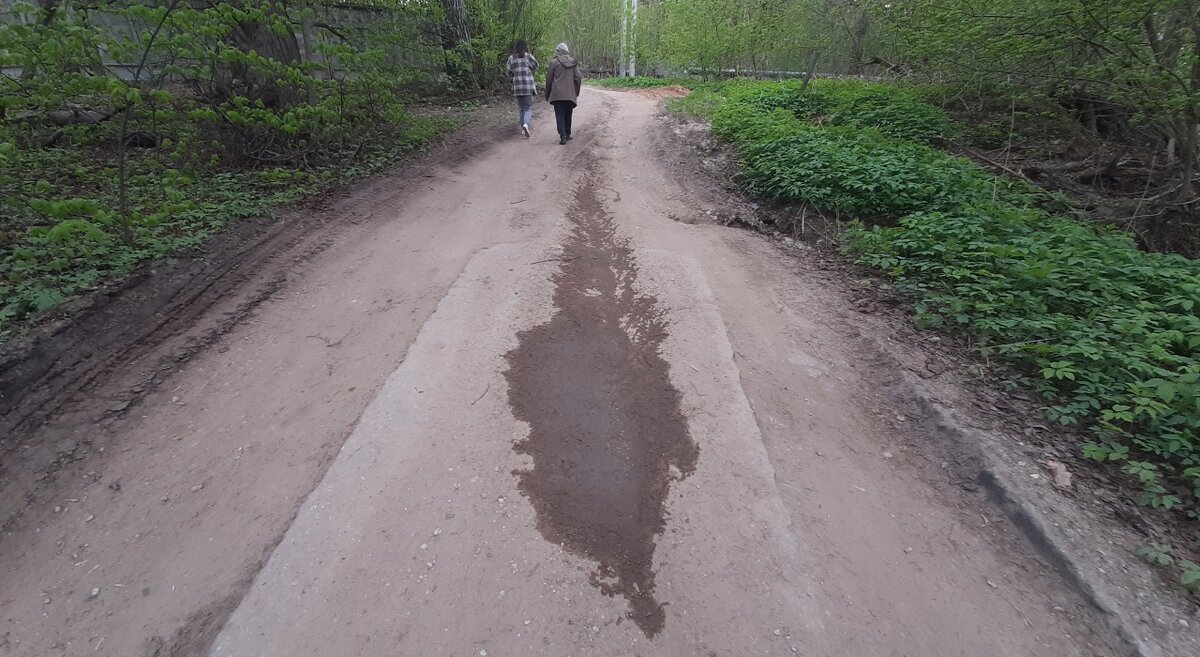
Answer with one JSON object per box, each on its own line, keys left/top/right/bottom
{"left": 442, "top": 0, "right": 472, "bottom": 43}
{"left": 884, "top": 0, "right": 1200, "bottom": 197}
{"left": 222, "top": 1, "right": 305, "bottom": 108}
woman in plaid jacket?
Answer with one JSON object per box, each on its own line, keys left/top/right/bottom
{"left": 507, "top": 40, "right": 538, "bottom": 138}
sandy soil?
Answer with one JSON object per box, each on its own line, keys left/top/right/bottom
{"left": 0, "top": 90, "right": 1144, "bottom": 657}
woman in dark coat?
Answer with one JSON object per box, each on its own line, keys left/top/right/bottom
{"left": 545, "top": 43, "right": 582, "bottom": 145}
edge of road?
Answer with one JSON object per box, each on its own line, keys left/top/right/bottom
{"left": 978, "top": 467, "right": 1153, "bottom": 656}
{"left": 925, "top": 392, "right": 1158, "bottom": 657}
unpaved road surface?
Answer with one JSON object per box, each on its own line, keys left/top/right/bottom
{"left": 2, "top": 91, "right": 1120, "bottom": 656}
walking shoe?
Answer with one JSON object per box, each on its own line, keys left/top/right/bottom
{"left": 566, "top": 134, "right": 573, "bottom": 141}
{"left": 559, "top": 136, "right": 567, "bottom": 145}
{"left": 522, "top": 123, "right": 530, "bottom": 138}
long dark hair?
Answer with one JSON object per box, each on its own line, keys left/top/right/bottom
{"left": 514, "top": 39, "right": 528, "bottom": 57}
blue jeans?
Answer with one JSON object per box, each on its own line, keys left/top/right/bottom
{"left": 517, "top": 95, "right": 533, "bottom": 126}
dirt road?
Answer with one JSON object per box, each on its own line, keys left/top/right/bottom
{"left": 1, "top": 90, "right": 1120, "bottom": 656}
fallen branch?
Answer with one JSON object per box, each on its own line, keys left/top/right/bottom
{"left": 950, "top": 140, "right": 1040, "bottom": 186}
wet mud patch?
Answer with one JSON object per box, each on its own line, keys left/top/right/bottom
{"left": 504, "top": 161, "right": 698, "bottom": 638}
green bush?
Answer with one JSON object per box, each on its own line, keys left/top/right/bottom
{"left": 721, "top": 80, "right": 826, "bottom": 115}
{"left": 846, "top": 210, "right": 1200, "bottom": 509}
{"left": 739, "top": 128, "right": 989, "bottom": 217}
{"left": 710, "top": 103, "right": 998, "bottom": 218}
{"left": 712, "top": 79, "right": 953, "bottom": 142}
{"left": 823, "top": 86, "right": 954, "bottom": 143}
{"left": 683, "top": 78, "right": 1200, "bottom": 516}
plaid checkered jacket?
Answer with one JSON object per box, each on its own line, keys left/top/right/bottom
{"left": 507, "top": 54, "right": 539, "bottom": 96}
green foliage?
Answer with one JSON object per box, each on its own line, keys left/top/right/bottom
{"left": 705, "top": 80, "right": 972, "bottom": 218}
{"left": 683, "top": 78, "right": 1200, "bottom": 519}
{"left": 460, "top": 0, "right": 565, "bottom": 91}
{"left": 1184, "top": 560, "right": 1200, "bottom": 594}
{"left": 847, "top": 207, "right": 1200, "bottom": 509}
{"left": 1137, "top": 543, "right": 1176, "bottom": 567}
{"left": 885, "top": 0, "right": 1200, "bottom": 190}
{"left": 724, "top": 120, "right": 988, "bottom": 218}
{"left": 818, "top": 84, "right": 953, "bottom": 143}
{"left": 0, "top": 0, "right": 460, "bottom": 335}
{"left": 638, "top": 0, "right": 855, "bottom": 75}
{"left": 549, "top": 0, "right": 626, "bottom": 71}
{"left": 588, "top": 76, "right": 698, "bottom": 89}
{"left": 709, "top": 79, "right": 952, "bottom": 142}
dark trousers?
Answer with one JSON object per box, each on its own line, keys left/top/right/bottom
{"left": 552, "top": 100, "right": 575, "bottom": 138}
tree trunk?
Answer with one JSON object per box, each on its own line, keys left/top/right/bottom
{"left": 850, "top": 11, "right": 870, "bottom": 70}
{"left": 210, "top": 1, "right": 305, "bottom": 109}
{"left": 37, "top": 0, "right": 59, "bottom": 25}
{"left": 1181, "top": 1, "right": 1200, "bottom": 199}
{"left": 441, "top": 0, "right": 471, "bottom": 44}
{"left": 439, "top": 0, "right": 478, "bottom": 88}
{"left": 1178, "top": 112, "right": 1197, "bottom": 199}
{"left": 298, "top": 1, "right": 318, "bottom": 105}
{"left": 19, "top": 0, "right": 61, "bottom": 83}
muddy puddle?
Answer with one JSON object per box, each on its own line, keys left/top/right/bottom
{"left": 504, "top": 161, "right": 698, "bottom": 637}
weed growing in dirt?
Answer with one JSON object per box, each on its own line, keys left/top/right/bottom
{"left": 679, "top": 78, "right": 1200, "bottom": 527}
{"left": 1138, "top": 544, "right": 1200, "bottom": 594}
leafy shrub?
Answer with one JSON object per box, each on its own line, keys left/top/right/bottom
{"left": 846, "top": 209, "right": 1200, "bottom": 509}
{"left": 824, "top": 87, "right": 954, "bottom": 143}
{"left": 710, "top": 79, "right": 953, "bottom": 142}
{"left": 711, "top": 104, "right": 998, "bottom": 218}
{"left": 1138, "top": 544, "right": 1200, "bottom": 594}
{"left": 737, "top": 127, "right": 989, "bottom": 217}
{"left": 721, "top": 80, "right": 827, "bottom": 116}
